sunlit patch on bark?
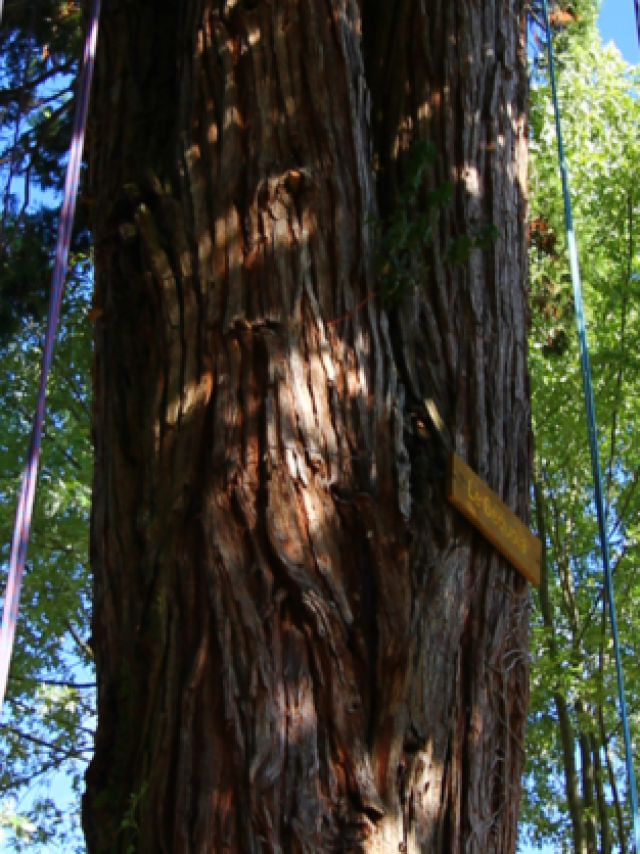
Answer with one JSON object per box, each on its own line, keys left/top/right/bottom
{"left": 84, "top": 0, "right": 530, "bottom": 852}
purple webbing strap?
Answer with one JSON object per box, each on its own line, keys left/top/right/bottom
{"left": 0, "top": 0, "right": 101, "bottom": 720}
{"left": 636, "top": 0, "right": 640, "bottom": 52}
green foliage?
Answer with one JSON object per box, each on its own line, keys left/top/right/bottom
{"left": 120, "top": 781, "right": 148, "bottom": 854}
{"left": 0, "top": 0, "right": 89, "bottom": 330}
{"left": 0, "top": 208, "right": 56, "bottom": 338}
{"left": 0, "top": 5, "right": 94, "bottom": 848}
{"left": 369, "top": 140, "right": 497, "bottom": 302}
{"left": 522, "top": 20, "right": 640, "bottom": 854}
{"left": 446, "top": 223, "right": 499, "bottom": 266}
{"left": 368, "top": 141, "right": 450, "bottom": 302}
{"left": 0, "top": 267, "right": 93, "bottom": 852}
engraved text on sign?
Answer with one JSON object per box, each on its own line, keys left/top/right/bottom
{"left": 446, "top": 452, "right": 541, "bottom": 586}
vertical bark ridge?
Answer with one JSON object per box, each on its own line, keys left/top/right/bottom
{"left": 363, "top": 1, "right": 530, "bottom": 853}
{"left": 85, "top": 1, "right": 531, "bottom": 854}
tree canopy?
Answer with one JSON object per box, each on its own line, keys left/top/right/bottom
{"left": 523, "top": 11, "right": 640, "bottom": 854}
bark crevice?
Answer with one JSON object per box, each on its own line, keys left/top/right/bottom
{"left": 84, "top": 2, "right": 531, "bottom": 853}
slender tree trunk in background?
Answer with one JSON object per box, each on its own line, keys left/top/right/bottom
{"left": 593, "top": 733, "right": 611, "bottom": 854}
{"left": 593, "top": 605, "right": 610, "bottom": 854}
{"left": 83, "top": 1, "right": 530, "bottom": 853}
{"left": 599, "top": 704, "right": 627, "bottom": 854}
{"left": 598, "top": 597, "right": 624, "bottom": 854}
{"left": 534, "top": 477, "right": 586, "bottom": 854}
{"left": 578, "top": 723, "right": 596, "bottom": 854}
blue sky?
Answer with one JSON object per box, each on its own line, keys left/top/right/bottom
{"left": 599, "top": 0, "right": 637, "bottom": 62}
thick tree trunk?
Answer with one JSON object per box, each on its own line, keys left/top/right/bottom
{"left": 83, "top": 2, "right": 531, "bottom": 853}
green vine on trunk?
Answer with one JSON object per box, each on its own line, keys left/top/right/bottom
{"left": 369, "top": 141, "right": 446, "bottom": 304}
{"left": 120, "top": 781, "right": 148, "bottom": 854}
{"left": 369, "top": 141, "right": 497, "bottom": 306}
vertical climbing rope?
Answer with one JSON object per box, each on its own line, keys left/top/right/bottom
{"left": 0, "top": 0, "right": 101, "bottom": 720}
{"left": 636, "top": 0, "right": 640, "bottom": 52}
{"left": 542, "top": 3, "right": 640, "bottom": 852}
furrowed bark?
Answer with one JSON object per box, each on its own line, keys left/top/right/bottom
{"left": 84, "top": 1, "right": 531, "bottom": 853}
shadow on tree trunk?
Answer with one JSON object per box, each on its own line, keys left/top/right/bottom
{"left": 83, "top": 2, "right": 531, "bottom": 853}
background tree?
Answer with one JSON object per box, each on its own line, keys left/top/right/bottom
{"left": 0, "top": 1, "right": 94, "bottom": 847}
{"left": 522, "top": 14, "right": 640, "bottom": 854}
{"left": 0, "top": 266, "right": 94, "bottom": 850}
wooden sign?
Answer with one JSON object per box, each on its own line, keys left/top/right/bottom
{"left": 446, "top": 452, "right": 541, "bottom": 587}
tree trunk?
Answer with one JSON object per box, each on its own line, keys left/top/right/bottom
{"left": 83, "top": 2, "right": 531, "bottom": 853}
{"left": 593, "top": 732, "right": 611, "bottom": 854}
{"left": 578, "top": 723, "right": 596, "bottom": 854}
{"left": 534, "top": 474, "right": 586, "bottom": 854}
{"left": 599, "top": 704, "right": 626, "bottom": 854}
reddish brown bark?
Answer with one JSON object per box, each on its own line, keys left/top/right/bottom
{"left": 84, "top": 2, "right": 531, "bottom": 853}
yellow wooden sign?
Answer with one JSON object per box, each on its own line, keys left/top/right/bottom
{"left": 446, "top": 452, "right": 541, "bottom": 587}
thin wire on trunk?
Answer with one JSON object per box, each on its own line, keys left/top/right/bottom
{"left": 0, "top": 0, "right": 102, "bottom": 720}
{"left": 542, "top": 3, "right": 640, "bottom": 852}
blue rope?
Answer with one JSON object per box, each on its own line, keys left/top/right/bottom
{"left": 542, "top": 4, "right": 640, "bottom": 851}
